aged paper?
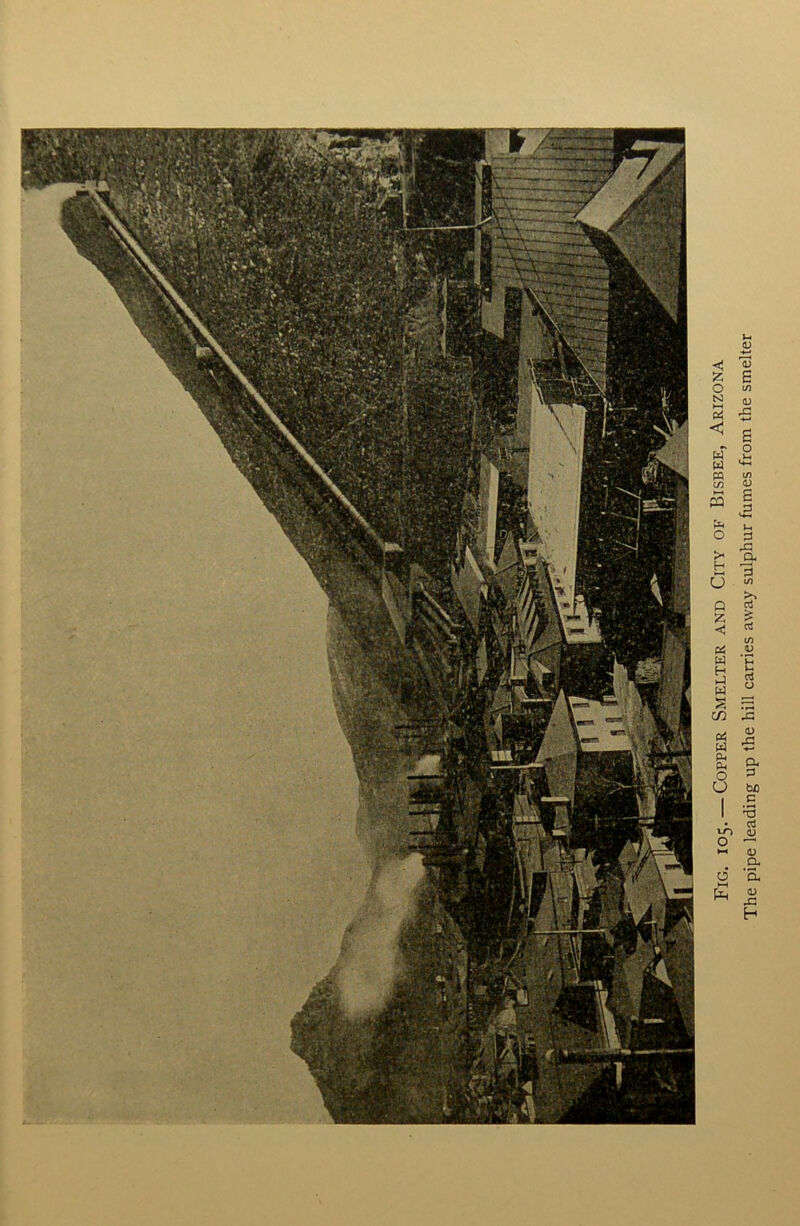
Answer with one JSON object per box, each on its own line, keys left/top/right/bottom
{"left": 2, "top": 0, "right": 799, "bottom": 1222}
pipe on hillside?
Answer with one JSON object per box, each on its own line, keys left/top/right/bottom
{"left": 83, "top": 183, "right": 387, "bottom": 561}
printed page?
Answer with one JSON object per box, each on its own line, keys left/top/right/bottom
{"left": 2, "top": 2, "right": 798, "bottom": 1223}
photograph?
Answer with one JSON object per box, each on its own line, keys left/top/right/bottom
{"left": 21, "top": 126, "right": 691, "bottom": 1125}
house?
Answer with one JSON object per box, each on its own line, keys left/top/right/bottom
{"left": 485, "top": 668, "right": 549, "bottom": 761}
{"left": 602, "top": 829, "right": 694, "bottom": 1048}
{"left": 511, "top": 790, "right": 547, "bottom": 920}
{"left": 451, "top": 542, "right": 488, "bottom": 635}
{"left": 576, "top": 140, "right": 686, "bottom": 323}
{"left": 622, "top": 826, "right": 693, "bottom": 944}
{"left": 491, "top": 529, "right": 522, "bottom": 607}
{"left": 476, "top": 129, "right": 617, "bottom": 395}
{"left": 514, "top": 540, "right": 605, "bottom": 699}
{"left": 476, "top": 130, "right": 685, "bottom": 383}
{"left": 607, "top": 933, "right": 691, "bottom": 1048}
{"left": 534, "top": 691, "right": 635, "bottom": 845}
{"left": 526, "top": 380, "right": 589, "bottom": 607}
{"left": 474, "top": 133, "right": 605, "bottom": 611}
{"left": 519, "top": 838, "right": 623, "bottom": 1122}
{"left": 653, "top": 420, "right": 691, "bottom": 740}
{"left": 661, "top": 912, "right": 694, "bottom": 1039}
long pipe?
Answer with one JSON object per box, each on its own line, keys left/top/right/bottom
{"left": 83, "top": 184, "right": 386, "bottom": 558}
{"left": 546, "top": 1047, "right": 693, "bottom": 1065}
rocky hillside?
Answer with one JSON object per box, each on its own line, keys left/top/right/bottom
{"left": 290, "top": 872, "right": 473, "bottom": 1124}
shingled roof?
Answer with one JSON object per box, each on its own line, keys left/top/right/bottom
{"left": 491, "top": 130, "right": 616, "bottom": 393}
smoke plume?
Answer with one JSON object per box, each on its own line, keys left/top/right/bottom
{"left": 410, "top": 753, "right": 441, "bottom": 777}
{"left": 336, "top": 854, "right": 426, "bottom": 1018}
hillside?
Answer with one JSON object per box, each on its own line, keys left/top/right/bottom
{"left": 291, "top": 872, "right": 470, "bottom": 1124}
{"left": 22, "top": 128, "right": 474, "bottom": 582}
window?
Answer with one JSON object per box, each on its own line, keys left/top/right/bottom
{"left": 580, "top": 736, "right": 600, "bottom": 745}
{"left": 576, "top": 719, "right": 594, "bottom": 727}
{"left": 610, "top": 728, "right": 627, "bottom": 737}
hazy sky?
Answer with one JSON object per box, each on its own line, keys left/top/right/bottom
{"left": 22, "top": 186, "right": 371, "bottom": 1122}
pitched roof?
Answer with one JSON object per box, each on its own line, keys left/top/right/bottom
{"left": 491, "top": 130, "right": 616, "bottom": 393}
{"left": 623, "top": 828, "right": 693, "bottom": 937}
{"left": 609, "top": 934, "right": 656, "bottom": 1023}
{"left": 451, "top": 545, "right": 487, "bottom": 633}
{"left": 655, "top": 420, "right": 689, "bottom": 482}
{"left": 577, "top": 140, "right": 685, "bottom": 321}
{"left": 662, "top": 914, "right": 695, "bottom": 1038}
{"left": 516, "top": 555, "right": 562, "bottom": 660}
{"left": 658, "top": 623, "right": 689, "bottom": 733}
{"left": 526, "top": 384, "right": 587, "bottom": 607}
{"left": 536, "top": 690, "right": 579, "bottom": 805}
{"left": 492, "top": 530, "right": 521, "bottom": 605}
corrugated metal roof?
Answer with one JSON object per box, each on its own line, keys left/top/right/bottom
{"left": 491, "top": 131, "right": 616, "bottom": 392}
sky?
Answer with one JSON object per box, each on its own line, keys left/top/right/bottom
{"left": 21, "top": 185, "right": 371, "bottom": 1123}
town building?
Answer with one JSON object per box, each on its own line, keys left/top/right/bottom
{"left": 515, "top": 816, "right": 623, "bottom": 1122}
{"left": 514, "top": 538, "right": 605, "bottom": 699}
{"left": 474, "top": 128, "right": 686, "bottom": 392}
{"left": 534, "top": 691, "right": 635, "bottom": 846}
{"left": 622, "top": 826, "right": 693, "bottom": 944}
{"left": 603, "top": 829, "right": 694, "bottom": 1050}
{"left": 576, "top": 139, "right": 686, "bottom": 324}
{"left": 652, "top": 420, "right": 691, "bottom": 744}
{"left": 475, "top": 129, "right": 617, "bottom": 393}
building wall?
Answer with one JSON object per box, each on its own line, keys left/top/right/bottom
{"left": 569, "top": 696, "right": 630, "bottom": 753}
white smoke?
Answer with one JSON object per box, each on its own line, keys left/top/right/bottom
{"left": 410, "top": 753, "right": 441, "bottom": 777}
{"left": 336, "top": 854, "right": 426, "bottom": 1018}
